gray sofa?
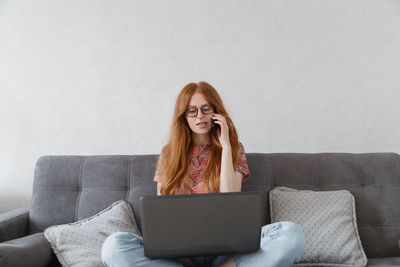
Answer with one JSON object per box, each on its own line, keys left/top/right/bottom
{"left": 0, "top": 152, "right": 399, "bottom": 266}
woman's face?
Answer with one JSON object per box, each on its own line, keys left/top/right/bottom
{"left": 185, "top": 92, "right": 214, "bottom": 135}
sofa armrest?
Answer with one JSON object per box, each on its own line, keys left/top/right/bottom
{"left": 0, "top": 208, "right": 29, "bottom": 242}
{"left": 0, "top": 232, "right": 53, "bottom": 267}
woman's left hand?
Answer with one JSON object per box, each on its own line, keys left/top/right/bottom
{"left": 211, "top": 113, "right": 230, "bottom": 149}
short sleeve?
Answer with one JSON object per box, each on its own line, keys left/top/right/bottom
{"left": 235, "top": 142, "right": 250, "bottom": 182}
{"left": 153, "top": 146, "right": 166, "bottom": 183}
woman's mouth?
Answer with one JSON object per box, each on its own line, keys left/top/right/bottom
{"left": 197, "top": 122, "right": 208, "bottom": 128}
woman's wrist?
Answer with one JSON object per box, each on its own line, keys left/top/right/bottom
{"left": 222, "top": 143, "right": 231, "bottom": 151}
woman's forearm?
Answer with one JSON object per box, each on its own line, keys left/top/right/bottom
{"left": 219, "top": 145, "right": 241, "bottom": 192}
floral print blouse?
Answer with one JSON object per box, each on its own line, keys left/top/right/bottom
{"left": 153, "top": 142, "right": 250, "bottom": 194}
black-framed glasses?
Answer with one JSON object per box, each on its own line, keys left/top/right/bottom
{"left": 185, "top": 104, "right": 214, "bottom": 117}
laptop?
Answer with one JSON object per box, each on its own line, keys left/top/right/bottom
{"left": 139, "top": 191, "right": 266, "bottom": 259}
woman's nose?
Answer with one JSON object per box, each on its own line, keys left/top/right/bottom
{"left": 196, "top": 110, "right": 205, "bottom": 118}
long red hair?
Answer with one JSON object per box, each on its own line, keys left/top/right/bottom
{"left": 159, "top": 81, "right": 239, "bottom": 195}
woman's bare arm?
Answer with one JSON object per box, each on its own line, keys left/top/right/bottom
{"left": 219, "top": 145, "right": 242, "bottom": 192}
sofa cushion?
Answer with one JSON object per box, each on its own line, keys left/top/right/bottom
{"left": 367, "top": 257, "right": 400, "bottom": 266}
{"left": 44, "top": 200, "right": 140, "bottom": 267}
{"left": 270, "top": 187, "right": 368, "bottom": 266}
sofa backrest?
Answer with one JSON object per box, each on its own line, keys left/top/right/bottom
{"left": 29, "top": 153, "right": 400, "bottom": 258}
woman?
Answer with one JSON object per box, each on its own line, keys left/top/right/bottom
{"left": 102, "top": 82, "right": 305, "bottom": 267}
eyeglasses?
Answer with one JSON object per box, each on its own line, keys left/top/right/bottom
{"left": 185, "top": 104, "right": 214, "bottom": 117}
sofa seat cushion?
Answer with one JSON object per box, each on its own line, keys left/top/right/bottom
{"left": 367, "top": 257, "right": 400, "bottom": 266}
{"left": 44, "top": 200, "right": 140, "bottom": 267}
{"left": 0, "top": 232, "right": 52, "bottom": 267}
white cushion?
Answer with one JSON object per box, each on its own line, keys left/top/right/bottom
{"left": 270, "top": 187, "right": 368, "bottom": 267}
{"left": 44, "top": 200, "right": 141, "bottom": 267}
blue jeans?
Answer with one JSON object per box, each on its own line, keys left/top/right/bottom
{"left": 102, "top": 221, "right": 305, "bottom": 267}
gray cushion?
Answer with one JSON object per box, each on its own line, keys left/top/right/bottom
{"left": 44, "top": 200, "right": 140, "bottom": 267}
{"left": 270, "top": 187, "right": 368, "bottom": 266}
{"left": 0, "top": 232, "right": 52, "bottom": 267}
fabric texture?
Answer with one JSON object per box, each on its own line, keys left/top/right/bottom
{"left": 269, "top": 187, "right": 368, "bottom": 267}
{"left": 44, "top": 200, "right": 141, "bottom": 267}
{"left": 153, "top": 141, "right": 250, "bottom": 194}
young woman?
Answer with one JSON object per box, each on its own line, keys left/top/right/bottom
{"left": 102, "top": 82, "right": 305, "bottom": 267}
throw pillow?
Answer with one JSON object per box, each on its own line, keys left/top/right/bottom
{"left": 269, "top": 187, "right": 367, "bottom": 267}
{"left": 44, "top": 200, "right": 141, "bottom": 267}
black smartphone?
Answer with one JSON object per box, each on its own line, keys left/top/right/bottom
{"left": 211, "top": 119, "right": 220, "bottom": 137}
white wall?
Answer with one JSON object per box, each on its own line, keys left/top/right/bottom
{"left": 1, "top": 0, "right": 399, "bottom": 213}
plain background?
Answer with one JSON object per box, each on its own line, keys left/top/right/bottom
{"left": 1, "top": 0, "right": 399, "bottom": 212}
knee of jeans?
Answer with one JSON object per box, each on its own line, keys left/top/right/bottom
{"left": 102, "top": 232, "right": 138, "bottom": 263}
{"left": 281, "top": 222, "right": 306, "bottom": 257}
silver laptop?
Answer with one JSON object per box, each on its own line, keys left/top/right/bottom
{"left": 140, "top": 191, "right": 266, "bottom": 258}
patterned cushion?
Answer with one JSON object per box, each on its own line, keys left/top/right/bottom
{"left": 44, "top": 200, "right": 141, "bottom": 267}
{"left": 269, "top": 187, "right": 368, "bottom": 267}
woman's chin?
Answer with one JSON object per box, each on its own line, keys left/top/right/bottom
{"left": 192, "top": 129, "right": 211, "bottom": 135}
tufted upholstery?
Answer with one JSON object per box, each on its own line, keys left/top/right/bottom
{"left": 29, "top": 153, "right": 400, "bottom": 259}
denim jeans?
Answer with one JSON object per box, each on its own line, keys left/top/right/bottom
{"left": 102, "top": 221, "right": 305, "bottom": 267}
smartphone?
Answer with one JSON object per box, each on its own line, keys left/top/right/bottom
{"left": 211, "top": 107, "right": 220, "bottom": 137}
{"left": 211, "top": 119, "right": 220, "bottom": 137}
